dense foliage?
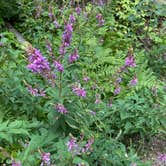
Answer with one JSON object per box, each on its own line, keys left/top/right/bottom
{"left": 0, "top": 0, "right": 166, "bottom": 165}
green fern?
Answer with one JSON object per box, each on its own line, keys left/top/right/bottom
{"left": 0, "top": 120, "right": 42, "bottom": 144}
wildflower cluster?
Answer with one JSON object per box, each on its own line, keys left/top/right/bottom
{"left": 53, "top": 61, "right": 64, "bottom": 72}
{"left": 40, "top": 152, "right": 51, "bottom": 166}
{"left": 27, "top": 85, "right": 45, "bottom": 97}
{"left": 68, "top": 48, "right": 79, "bottom": 63}
{"left": 12, "top": 160, "right": 22, "bottom": 166}
{"left": 27, "top": 47, "right": 51, "bottom": 77}
{"left": 48, "top": 5, "right": 60, "bottom": 28}
{"left": 75, "top": 6, "right": 81, "bottom": 15}
{"left": 96, "top": 13, "right": 105, "bottom": 26}
{"left": 125, "top": 55, "right": 136, "bottom": 67}
{"left": 112, "top": 48, "right": 138, "bottom": 96}
{"left": 157, "top": 153, "right": 166, "bottom": 165}
{"left": 67, "top": 137, "right": 94, "bottom": 156}
{"left": 72, "top": 85, "right": 86, "bottom": 97}
{"left": 55, "top": 103, "right": 68, "bottom": 114}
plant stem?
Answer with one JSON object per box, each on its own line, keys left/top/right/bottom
{"left": 59, "top": 72, "right": 62, "bottom": 97}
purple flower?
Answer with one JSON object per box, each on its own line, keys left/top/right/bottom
{"left": 95, "top": 94, "right": 100, "bottom": 104}
{"left": 59, "top": 44, "right": 66, "bottom": 55}
{"left": 35, "top": 5, "right": 42, "bottom": 19}
{"left": 72, "top": 85, "right": 86, "bottom": 97}
{"left": 68, "top": 49, "right": 79, "bottom": 63}
{"left": 120, "top": 65, "right": 127, "bottom": 72}
{"left": 83, "top": 12, "right": 88, "bottom": 20}
{"left": 99, "top": 0, "right": 104, "bottom": 6}
{"left": 46, "top": 42, "right": 52, "bottom": 53}
{"left": 108, "top": 98, "right": 113, "bottom": 107}
{"left": 27, "top": 86, "right": 38, "bottom": 96}
{"left": 116, "top": 77, "right": 122, "bottom": 84}
{"left": 62, "top": 32, "right": 72, "bottom": 47}
{"left": 96, "top": 13, "right": 105, "bottom": 26}
{"left": 84, "top": 138, "right": 94, "bottom": 151}
{"left": 130, "top": 163, "right": 137, "bottom": 166}
{"left": 67, "top": 138, "right": 78, "bottom": 151}
{"left": 65, "top": 23, "right": 73, "bottom": 33}
{"left": 83, "top": 76, "right": 90, "bottom": 82}
{"left": 114, "top": 87, "right": 121, "bottom": 95}
{"left": 48, "top": 5, "right": 53, "bottom": 20}
{"left": 89, "top": 110, "right": 96, "bottom": 116}
{"left": 62, "top": 23, "right": 73, "bottom": 47}
{"left": 12, "top": 161, "right": 22, "bottom": 166}
{"left": 95, "top": 99, "right": 100, "bottom": 104}
{"left": 27, "top": 48, "right": 50, "bottom": 77}
{"left": 53, "top": 19, "right": 60, "bottom": 28}
{"left": 75, "top": 6, "right": 81, "bottom": 15}
{"left": 53, "top": 61, "right": 64, "bottom": 72}
{"left": 27, "top": 85, "right": 46, "bottom": 97}
{"left": 0, "top": 42, "right": 3, "bottom": 47}
{"left": 108, "top": 103, "right": 113, "bottom": 107}
{"left": 91, "top": 84, "right": 97, "bottom": 90}
{"left": 55, "top": 104, "right": 68, "bottom": 114}
{"left": 69, "top": 14, "right": 76, "bottom": 24}
{"left": 129, "top": 77, "right": 138, "bottom": 86}
{"left": 125, "top": 56, "right": 136, "bottom": 67}
{"left": 157, "top": 153, "right": 166, "bottom": 163}
{"left": 41, "top": 152, "right": 50, "bottom": 166}
{"left": 48, "top": 13, "right": 53, "bottom": 20}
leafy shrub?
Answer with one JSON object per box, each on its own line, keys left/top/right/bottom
{"left": 0, "top": 0, "right": 165, "bottom": 165}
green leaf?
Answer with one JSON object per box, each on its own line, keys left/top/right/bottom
{"left": 73, "top": 156, "right": 89, "bottom": 166}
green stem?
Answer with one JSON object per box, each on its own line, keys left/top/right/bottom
{"left": 59, "top": 72, "right": 62, "bottom": 98}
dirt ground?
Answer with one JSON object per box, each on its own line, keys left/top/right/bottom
{"left": 141, "top": 135, "right": 166, "bottom": 166}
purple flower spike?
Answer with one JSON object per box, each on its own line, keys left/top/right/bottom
{"left": 12, "top": 161, "right": 22, "bottom": 166}
{"left": 83, "top": 76, "right": 90, "bottom": 82}
{"left": 96, "top": 13, "right": 105, "bottom": 26}
{"left": 27, "top": 86, "right": 38, "bottom": 96}
{"left": 157, "top": 153, "right": 166, "bottom": 163}
{"left": 59, "top": 44, "right": 66, "bottom": 55}
{"left": 89, "top": 110, "right": 96, "bottom": 116}
{"left": 53, "top": 61, "right": 64, "bottom": 72}
{"left": 62, "top": 23, "right": 73, "bottom": 47}
{"left": 72, "top": 85, "right": 86, "bottom": 97}
{"left": 125, "top": 56, "right": 136, "bottom": 67}
{"left": 53, "top": 19, "right": 60, "bottom": 28}
{"left": 95, "top": 98, "right": 100, "bottom": 104}
{"left": 129, "top": 77, "right": 138, "bottom": 86}
{"left": 69, "top": 14, "right": 76, "bottom": 24}
{"left": 108, "top": 98, "right": 113, "bottom": 107}
{"left": 55, "top": 104, "right": 68, "bottom": 114}
{"left": 68, "top": 49, "right": 79, "bottom": 63}
{"left": 27, "top": 48, "right": 50, "bottom": 77}
{"left": 75, "top": 6, "right": 81, "bottom": 15}
{"left": 65, "top": 23, "right": 73, "bottom": 33}
{"left": 48, "top": 12, "right": 53, "bottom": 20}
{"left": 0, "top": 42, "right": 3, "bottom": 47}
{"left": 46, "top": 42, "right": 52, "bottom": 53}
{"left": 99, "top": 0, "right": 104, "bottom": 6}
{"left": 114, "top": 87, "right": 121, "bottom": 95}
{"left": 95, "top": 94, "right": 100, "bottom": 104}
{"left": 41, "top": 152, "right": 51, "bottom": 166}
{"left": 85, "top": 138, "right": 94, "bottom": 152}
{"left": 27, "top": 85, "right": 46, "bottom": 97}
{"left": 67, "top": 138, "right": 78, "bottom": 151}
{"left": 116, "top": 77, "right": 122, "bottom": 84}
